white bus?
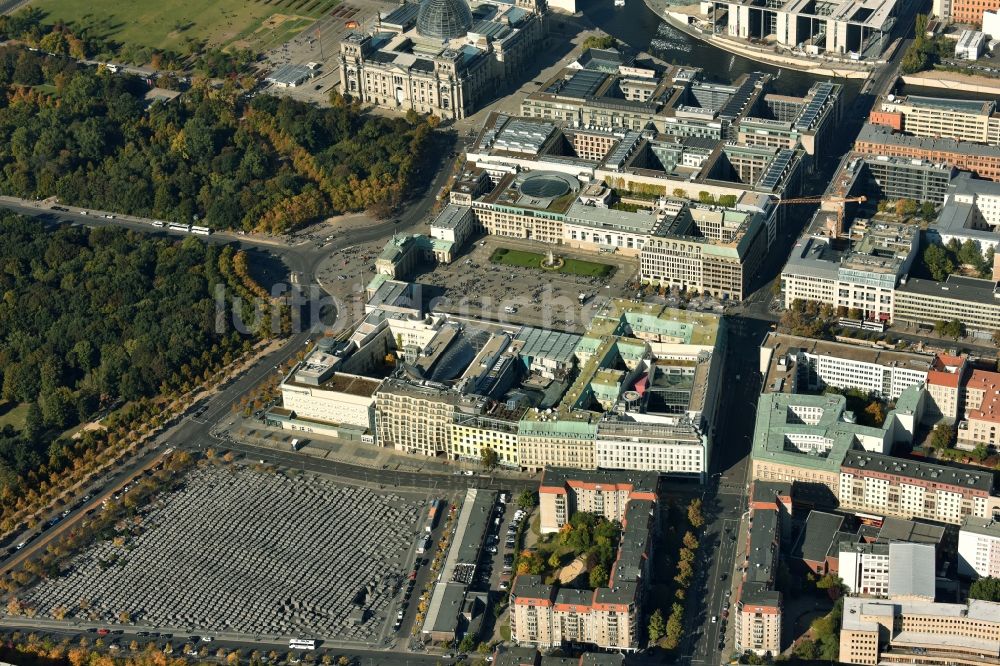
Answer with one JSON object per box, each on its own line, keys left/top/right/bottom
{"left": 288, "top": 639, "right": 316, "bottom": 650}
{"left": 190, "top": 225, "right": 212, "bottom": 236}
{"left": 168, "top": 223, "right": 190, "bottom": 232}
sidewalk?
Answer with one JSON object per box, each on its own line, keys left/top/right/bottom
{"left": 218, "top": 416, "right": 542, "bottom": 482}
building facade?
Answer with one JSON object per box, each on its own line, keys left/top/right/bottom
{"left": 854, "top": 123, "right": 1000, "bottom": 182}
{"left": 959, "top": 516, "right": 1000, "bottom": 579}
{"left": 870, "top": 95, "right": 1000, "bottom": 146}
{"left": 839, "top": 450, "right": 997, "bottom": 525}
{"left": 340, "top": 0, "right": 546, "bottom": 121}
{"left": 839, "top": 598, "right": 1000, "bottom": 666}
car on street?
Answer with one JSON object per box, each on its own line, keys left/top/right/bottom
{"left": 711, "top": 616, "right": 717, "bottom": 623}
{"left": 97, "top": 628, "right": 110, "bottom": 636}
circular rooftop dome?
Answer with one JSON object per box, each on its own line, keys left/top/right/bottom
{"left": 416, "top": 0, "right": 473, "bottom": 40}
{"left": 519, "top": 173, "right": 574, "bottom": 199}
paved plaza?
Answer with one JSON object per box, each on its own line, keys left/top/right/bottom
{"left": 21, "top": 464, "right": 426, "bottom": 641}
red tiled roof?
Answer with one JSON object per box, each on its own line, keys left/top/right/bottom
{"left": 927, "top": 370, "right": 961, "bottom": 389}
{"left": 968, "top": 390, "right": 1000, "bottom": 425}
{"left": 967, "top": 369, "right": 1000, "bottom": 392}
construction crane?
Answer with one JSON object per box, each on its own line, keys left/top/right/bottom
{"left": 777, "top": 194, "right": 867, "bottom": 238}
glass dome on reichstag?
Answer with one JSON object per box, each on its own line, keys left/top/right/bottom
{"left": 416, "top": 0, "right": 474, "bottom": 40}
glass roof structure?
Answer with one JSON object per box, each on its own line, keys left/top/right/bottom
{"left": 416, "top": 0, "right": 474, "bottom": 39}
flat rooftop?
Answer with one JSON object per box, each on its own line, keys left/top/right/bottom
{"left": 897, "top": 274, "right": 1000, "bottom": 305}
{"left": 903, "top": 95, "right": 994, "bottom": 115}
{"left": 857, "top": 123, "right": 1000, "bottom": 158}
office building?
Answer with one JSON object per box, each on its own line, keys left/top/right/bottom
{"left": 339, "top": 0, "right": 546, "bottom": 121}
{"left": 704, "top": 0, "right": 900, "bottom": 59}
{"left": 781, "top": 219, "right": 920, "bottom": 322}
{"left": 959, "top": 516, "right": 1000, "bottom": 578}
{"left": 638, "top": 201, "right": 771, "bottom": 301}
{"left": 854, "top": 123, "right": 1000, "bottom": 182}
{"left": 863, "top": 156, "right": 955, "bottom": 205}
{"left": 839, "top": 597, "right": 1000, "bottom": 666}
{"left": 759, "top": 332, "right": 933, "bottom": 400}
{"left": 839, "top": 542, "right": 936, "bottom": 599}
{"left": 871, "top": 95, "right": 1000, "bottom": 145}
{"left": 511, "top": 472, "right": 658, "bottom": 652}
{"left": 751, "top": 387, "right": 925, "bottom": 506}
{"left": 893, "top": 275, "right": 1000, "bottom": 334}
{"left": 839, "top": 450, "right": 997, "bottom": 525}
{"left": 930, "top": 171, "right": 1000, "bottom": 258}
{"left": 459, "top": 112, "right": 796, "bottom": 249}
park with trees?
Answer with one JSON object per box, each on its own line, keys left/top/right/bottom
{"left": 0, "top": 214, "right": 278, "bottom": 535}
{"left": 0, "top": 46, "right": 436, "bottom": 233}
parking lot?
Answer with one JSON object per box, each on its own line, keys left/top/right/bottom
{"left": 19, "top": 463, "right": 436, "bottom": 644}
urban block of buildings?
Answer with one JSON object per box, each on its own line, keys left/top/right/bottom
{"left": 339, "top": 0, "right": 546, "bottom": 120}
{"left": 274, "top": 290, "right": 727, "bottom": 478}
{"left": 520, "top": 64, "right": 842, "bottom": 163}
{"left": 509, "top": 469, "right": 659, "bottom": 652}
{"left": 780, "top": 211, "right": 1000, "bottom": 333}
{"left": 750, "top": 382, "right": 1000, "bottom": 522}
{"left": 930, "top": 171, "right": 1000, "bottom": 259}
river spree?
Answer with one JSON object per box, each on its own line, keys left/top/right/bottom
{"left": 579, "top": 0, "right": 860, "bottom": 96}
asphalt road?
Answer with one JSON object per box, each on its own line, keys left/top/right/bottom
{"left": 0, "top": 617, "right": 454, "bottom": 665}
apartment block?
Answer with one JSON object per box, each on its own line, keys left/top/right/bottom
{"left": 512, "top": 472, "right": 658, "bottom": 652}
{"left": 839, "top": 450, "right": 996, "bottom": 525}
{"left": 839, "top": 597, "right": 1000, "bottom": 666}
{"left": 924, "top": 353, "right": 968, "bottom": 422}
{"left": 537, "top": 468, "right": 658, "bottom": 533}
{"left": 735, "top": 483, "right": 787, "bottom": 656}
{"left": 931, "top": 173, "right": 1000, "bottom": 258}
{"left": 959, "top": 516, "right": 1000, "bottom": 578}
{"left": 863, "top": 156, "right": 955, "bottom": 205}
{"left": 960, "top": 369, "right": 1000, "bottom": 447}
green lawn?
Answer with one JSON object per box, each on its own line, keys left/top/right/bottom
{"left": 489, "top": 248, "right": 615, "bottom": 278}
{"left": 0, "top": 402, "right": 29, "bottom": 430}
{"left": 29, "top": 0, "right": 337, "bottom": 53}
